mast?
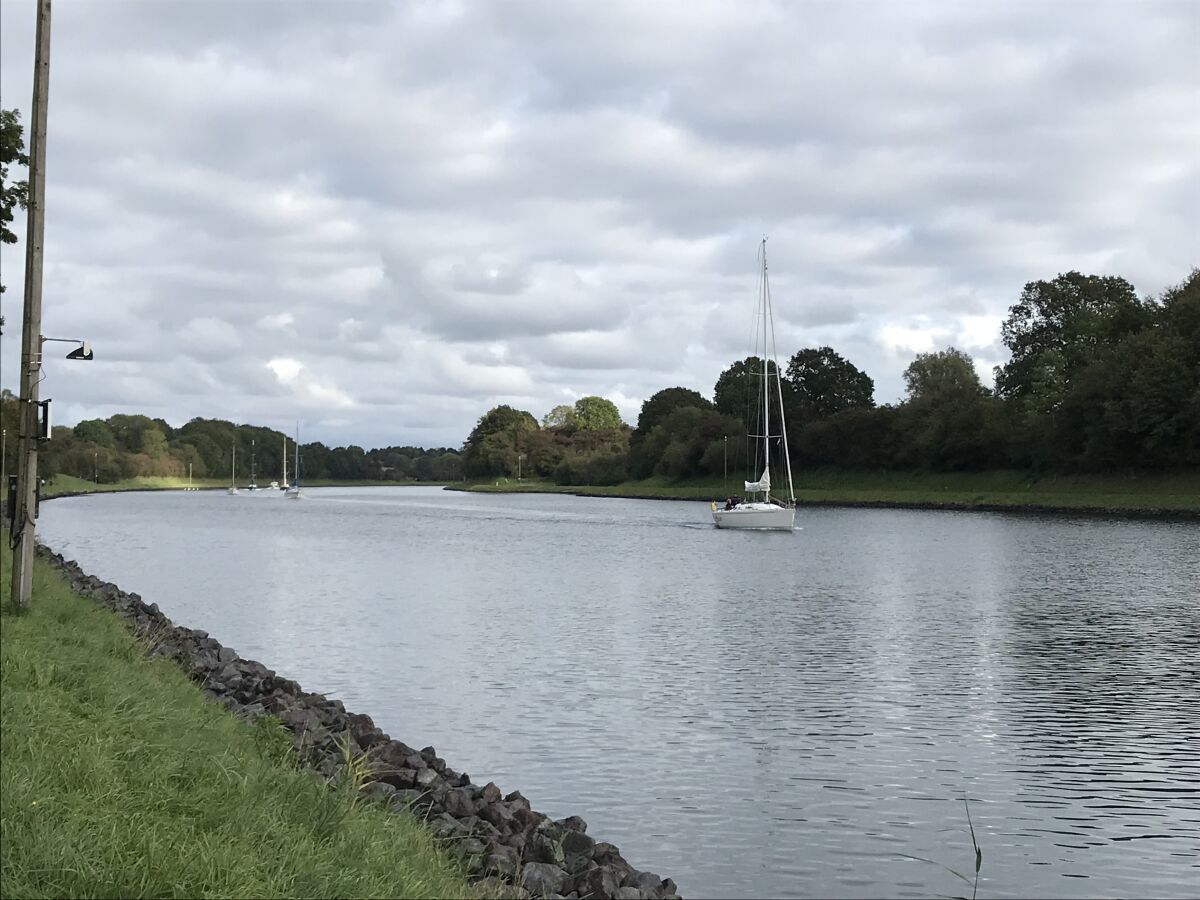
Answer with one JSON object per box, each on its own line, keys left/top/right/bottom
{"left": 293, "top": 423, "right": 300, "bottom": 487}
{"left": 761, "top": 239, "right": 771, "bottom": 503}
{"left": 282, "top": 435, "right": 287, "bottom": 486}
{"left": 763, "top": 244, "right": 796, "bottom": 505}
{"left": 231, "top": 443, "right": 236, "bottom": 486}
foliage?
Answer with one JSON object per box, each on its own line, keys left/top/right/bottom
{"left": 629, "top": 387, "right": 714, "bottom": 478}
{"left": 461, "top": 404, "right": 539, "bottom": 477}
{"left": 903, "top": 347, "right": 985, "bottom": 401}
{"left": 1, "top": 108, "right": 29, "bottom": 311}
{"left": 572, "top": 395, "right": 623, "bottom": 430}
{"left": 785, "top": 346, "right": 875, "bottom": 418}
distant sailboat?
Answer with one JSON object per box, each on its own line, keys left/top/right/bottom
{"left": 227, "top": 443, "right": 239, "bottom": 495}
{"left": 248, "top": 438, "right": 259, "bottom": 491}
{"left": 279, "top": 434, "right": 288, "bottom": 490}
{"left": 285, "top": 424, "right": 301, "bottom": 499}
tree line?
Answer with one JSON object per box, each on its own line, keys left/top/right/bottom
{"left": 463, "top": 268, "right": 1199, "bottom": 484}
{"left": 0, "top": 403, "right": 463, "bottom": 485}
{"left": 1, "top": 268, "right": 1195, "bottom": 490}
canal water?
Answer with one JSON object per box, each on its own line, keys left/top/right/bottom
{"left": 39, "top": 487, "right": 1200, "bottom": 898}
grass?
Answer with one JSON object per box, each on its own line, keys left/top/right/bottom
{"left": 456, "top": 468, "right": 1200, "bottom": 513}
{"left": 0, "top": 542, "right": 482, "bottom": 899}
{"left": 41, "top": 475, "right": 442, "bottom": 497}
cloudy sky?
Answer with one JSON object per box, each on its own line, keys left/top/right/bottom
{"left": 1, "top": 0, "right": 1196, "bottom": 449}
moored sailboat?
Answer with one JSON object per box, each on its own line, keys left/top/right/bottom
{"left": 285, "top": 424, "right": 301, "bottom": 499}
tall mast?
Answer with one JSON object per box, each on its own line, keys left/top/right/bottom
{"left": 761, "top": 239, "right": 771, "bottom": 502}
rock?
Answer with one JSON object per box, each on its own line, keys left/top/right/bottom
{"left": 442, "top": 786, "right": 477, "bottom": 819}
{"left": 505, "top": 790, "right": 532, "bottom": 810}
{"left": 556, "top": 815, "right": 588, "bottom": 834}
{"left": 217, "top": 646, "right": 237, "bottom": 663}
{"left": 522, "top": 862, "right": 568, "bottom": 897}
{"left": 526, "top": 830, "right": 566, "bottom": 867}
{"left": 426, "top": 812, "right": 466, "bottom": 840}
{"left": 561, "top": 830, "right": 595, "bottom": 858}
{"left": 480, "top": 781, "right": 502, "bottom": 804}
{"left": 613, "top": 888, "right": 644, "bottom": 900}
{"left": 358, "top": 781, "right": 397, "bottom": 803}
{"left": 631, "top": 872, "right": 663, "bottom": 893}
{"left": 415, "top": 767, "right": 441, "bottom": 788}
{"left": 572, "top": 866, "right": 620, "bottom": 899}
{"left": 483, "top": 843, "right": 522, "bottom": 880}
{"left": 480, "top": 799, "right": 517, "bottom": 831}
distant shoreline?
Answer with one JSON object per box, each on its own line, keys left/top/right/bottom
{"left": 32, "top": 472, "right": 1200, "bottom": 520}
{"left": 447, "top": 471, "right": 1200, "bottom": 520}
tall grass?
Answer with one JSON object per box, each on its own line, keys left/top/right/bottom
{"left": 0, "top": 545, "right": 479, "bottom": 899}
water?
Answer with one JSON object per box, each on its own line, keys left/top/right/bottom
{"left": 39, "top": 487, "right": 1200, "bottom": 899}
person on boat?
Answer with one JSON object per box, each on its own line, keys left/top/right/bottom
{"left": 724, "top": 497, "right": 735, "bottom": 510}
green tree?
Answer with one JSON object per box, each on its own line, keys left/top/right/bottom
{"left": 897, "top": 348, "right": 1002, "bottom": 470}
{"left": 542, "top": 404, "right": 576, "bottom": 430}
{"left": 785, "top": 347, "right": 874, "bottom": 418}
{"left": 461, "top": 405, "right": 539, "bottom": 477}
{"left": 1, "top": 109, "right": 29, "bottom": 313}
{"left": 903, "top": 347, "right": 985, "bottom": 401}
{"left": 995, "top": 271, "right": 1153, "bottom": 402}
{"left": 573, "top": 396, "right": 622, "bottom": 430}
{"left": 629, "top": 387, "right": 712, "bottom": 478}
{"left": 713, "top": 357, "right": 765, "bottom": 419}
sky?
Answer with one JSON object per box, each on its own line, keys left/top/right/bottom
{"left": 1, "top": 0, "right": 1196, "bottom": 450}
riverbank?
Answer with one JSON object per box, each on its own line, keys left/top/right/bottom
{"left": 1, "top": 535, "right": 682, "bottom": 900}
{"left": 41, "top": 474, "right": 448, "bottom": 497}
{"left": 452, "top": 469, "right": 1200, "bottom": 517}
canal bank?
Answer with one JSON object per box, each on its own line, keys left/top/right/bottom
{"left": 450, "top": 469, "right": 1200, "bottom": 519}
{"left": 1, "top": 536, "right": 682, "bottom": 900}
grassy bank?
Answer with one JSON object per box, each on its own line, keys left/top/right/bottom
{"left": 0, "top": 544, "right": 479, "bottom": 899}
{"left": 40, "top": 475, "right": 443, "bottom": 497}
{"left": 456, "top": 469, "right": 1200, "bottom": 514}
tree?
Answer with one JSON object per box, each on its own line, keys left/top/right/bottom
{"left": 461, "top": 405, "right": 539, "bottom": 477}
{"left": 995, "top": 271, "right": 1153, "bottom": 402}
{"left": 903, "top": 347, "right": 985, "bottom": 401}
{"left": 785, "top": 347, "right": 874, "bottom": 418}
{"left": 542, "top": 404, "right": 576, "bottom": 430}
{"left": 629, "top": 387, "right": 713, "bottom": 478}
{"left": 573, "top": 396, "right": 622, "bottom": 431}
{"left": 713, "top": 357, "right": 765, "bottom": 419}
{"left": 1, "top": 108, "right": 30, "bottom": 325}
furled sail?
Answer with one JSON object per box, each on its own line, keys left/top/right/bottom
{"left": 744, "top": 468, "right": 770, "bottom": 492}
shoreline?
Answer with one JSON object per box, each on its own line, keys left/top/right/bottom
{"left": 25, "top": 539, "right": 683, "bottom": 900}
{"left": 36, "top": 477, "right": 1200, "bottom": 521}
{"left": 446, "top": 476, "right": 1200, "bottom": 521}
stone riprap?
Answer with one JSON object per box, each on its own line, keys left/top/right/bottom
{"left": 34, "top": 543, "right": 682, "bottom": 900}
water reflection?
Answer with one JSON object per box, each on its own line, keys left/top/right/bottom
{"left": 40, "top": 489, "right": 1200, "bottom": 899}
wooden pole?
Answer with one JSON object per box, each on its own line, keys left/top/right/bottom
{"left": 10, "top": 0, "right": 52, "bottom": 611}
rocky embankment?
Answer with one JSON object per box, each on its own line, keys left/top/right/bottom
{"left": 35, "top": 543, "right": 682, "bottom": 900}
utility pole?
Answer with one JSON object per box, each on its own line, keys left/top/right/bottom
{"left": 10, "top": 0, "right": 52, "bottom": 611}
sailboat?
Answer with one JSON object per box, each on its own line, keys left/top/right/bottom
{"left": 227, "top": 443, "right": 239, "bottom": 495}
{"left": 247, "top": 438, "right": 259, "bottom": 491}
{"left": 284, "top": 424, "right": 301, "bottom": 499}
{"left": 279, "top": 434, "right": 288, "bottom": 490}
{"left": 711, "top": 239, "right": 796, "bottom": 530}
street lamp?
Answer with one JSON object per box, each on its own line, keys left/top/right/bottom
{"left": 517, "top": 453, "right": 524, "bottom": 480}
{"left": 93, "top": 450, "right": 97, "bottom": 484}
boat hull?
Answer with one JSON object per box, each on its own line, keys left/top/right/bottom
{"left": 711, "top": 502, "right": 795, "bottom": 530}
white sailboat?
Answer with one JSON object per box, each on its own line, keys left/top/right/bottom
{"left": 279, "top": 434, "right": 288, "bottom": 490}
{"left": 247, "top": 439, "right": 259, "bottom": 491}
{"left": 711, "top": 239, "right": 796, "bottom": 530}
{"left": 227, "top": 443, "right": 239, "bottom": 495}
{"left": 284, "top": 424, "right": 301, "bottom": 499}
